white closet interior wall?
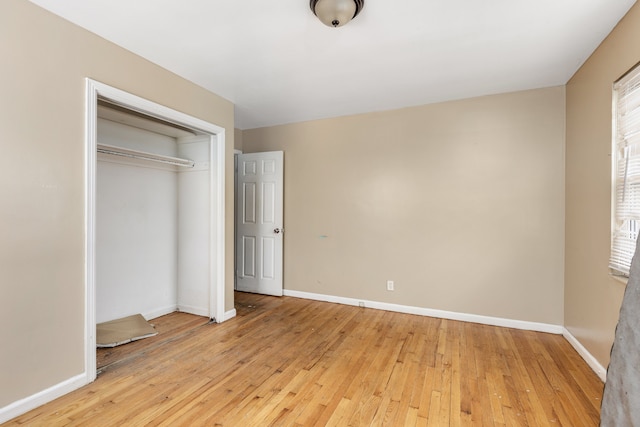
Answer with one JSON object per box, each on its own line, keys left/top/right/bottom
{"left": 96, "top": 108, "right": 211, "bottom": 323}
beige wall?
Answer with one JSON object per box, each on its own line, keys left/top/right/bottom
{"left": 0, "top": 0, "right": 234, "bottom": 408}
{"left": 243, "top": 87, "right": 566, "bottom": 325}
{"left": 565, "top": 2, "right": 640, "bottom": 368}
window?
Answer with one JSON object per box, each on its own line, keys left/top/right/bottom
{"left": 611, "top": 63, "right": 640, "bottom": 276}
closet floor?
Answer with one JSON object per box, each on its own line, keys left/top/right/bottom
{"left": 97, "top": 311, "right": 210, "bottom": 371}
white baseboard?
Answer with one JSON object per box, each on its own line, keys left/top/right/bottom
{"left": 284, "top": 289, "right": 564, "bottom": 334}
{"left": 563, "top": 328, "right": 607, "bottom": 382}
{"left": 175, "top": 306, "right": 236, "bottom": 322}
{"left": 177, "top": 304, "right": 209, "bottom": 318}
{"left": 222, "top": 308, "right": 237, "bottom": 322}
{"left": 143, "top": 304, "right": 178, "bottom": 321}
{"left": 0, "top": 373, "right": 87, "bottom": 424}
{"left": 144, "top": 305, "right": 236, "bottom": 323}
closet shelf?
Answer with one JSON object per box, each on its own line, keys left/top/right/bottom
{"left": 97, "top": 143, "right": 195, "bottom": 168}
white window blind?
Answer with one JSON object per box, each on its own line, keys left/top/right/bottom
{"left": 611, "top": 63, "right": 640, "bottom": 276}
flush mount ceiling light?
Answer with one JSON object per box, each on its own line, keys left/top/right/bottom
{"left": 310, "top": 0, "right": 365, "bottom": 28}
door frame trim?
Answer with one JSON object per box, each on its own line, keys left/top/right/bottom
{"left": 84, "top": 79, "right": 226, "bottom": 383}
{"left": 234, "top": 149, "right": 242, "bottom": 289}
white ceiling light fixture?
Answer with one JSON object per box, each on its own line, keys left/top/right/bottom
{"left": 310, "top": 0, "right": 364, "bottom": 28}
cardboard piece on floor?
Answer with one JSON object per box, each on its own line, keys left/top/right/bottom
{"left": 96, "top": 314, "right": 157, "bottom": 348}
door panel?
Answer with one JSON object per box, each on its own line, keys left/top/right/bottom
{"left": 236, "top": 151, "right": 283, "bottom": 296}
{"left": 241, "top": 236, "right": 256, "bottom": 278}
{"left": 243, "top": 182, "right": 256, "bottom": 224}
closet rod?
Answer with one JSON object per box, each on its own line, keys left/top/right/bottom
{"left": 97, "top": 143, "right": 195, "bottom": 168}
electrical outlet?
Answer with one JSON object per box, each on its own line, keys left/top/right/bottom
{"left": 387, "top": 280, "right": 394, "bottom": 291}
{"left": 358, "top": 301, "right": 365, "bottom": 308}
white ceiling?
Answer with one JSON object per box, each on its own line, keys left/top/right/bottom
{"left": 29, "top": 0, "right": 637, "bottom": 129}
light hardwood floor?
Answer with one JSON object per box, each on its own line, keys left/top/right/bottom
{"left": 5, "top": 292, "right": 603, "bottom": 426}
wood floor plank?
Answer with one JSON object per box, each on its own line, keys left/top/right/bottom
{"left": 4, "top": 292, "right": 604, "bottom": 426}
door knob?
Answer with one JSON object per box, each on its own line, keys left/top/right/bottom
{"left": 274, "top": 228, "right": 281, "bottom": 234}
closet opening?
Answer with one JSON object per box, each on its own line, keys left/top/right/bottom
{"left": 85, "top": 79, "right": 226, "bottom": 383}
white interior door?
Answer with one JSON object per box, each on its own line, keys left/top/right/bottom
{"left": 236, "top": 151, "right": 284, "bottom": 296}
